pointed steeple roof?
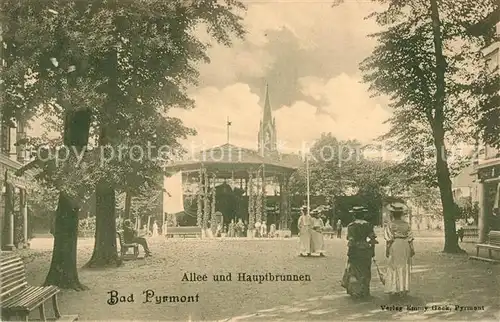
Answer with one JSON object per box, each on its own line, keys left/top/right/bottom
{"left": 263, "top": 84, "right": 272, "bottom": 125}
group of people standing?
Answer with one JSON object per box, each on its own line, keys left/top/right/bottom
{"left": 298, "top": 205, "right": 327, "bottom": 257}
{"left": 339, "top": 203, "right": 415, "bottom": 300}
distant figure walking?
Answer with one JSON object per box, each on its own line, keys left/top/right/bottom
{"left": 336, "top": 219, "right": 342, "bottom": 238}
{"left": 298, "top": 206, "right": 313, "bottom": 257}
{"left": 384, "top": 202, "right": 414, "bottom": 300}
{"left": 152, "top": 220, "right": 159, "bottom": 237}
{"left": 228, "top": 219, "right": 235, "bottom": 237}
{"left": 254, "top": 220, "right": 262, "bottom": 238}
{"left": 341, "top": 206, "right": 377, "bottom": 299}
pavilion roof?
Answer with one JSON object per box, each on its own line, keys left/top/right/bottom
{"left": 165, "top": 143, "right": 302, "bottom": 178}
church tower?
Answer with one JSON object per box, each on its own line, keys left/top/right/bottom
{"left": 258, "top": 85, "right": 277, "bottom": 157}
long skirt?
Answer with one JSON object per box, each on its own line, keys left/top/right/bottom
{"left": 341, "top": 249, "right": 372, "bottom": 298}
{"left": 299, "top": 227, "right": 312, "bottom": 255}
{"left": 384, "top": 239, "right": 412, "bottom": 294}
{"left": 311, "top": 230, "right": 325, "bottom": 254}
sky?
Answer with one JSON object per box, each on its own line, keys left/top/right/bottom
{"left": 29, "top": 0, "right": 392, "bottom": 155}
{"left": 171, "top": 0, "right": 391, "bottom": 154}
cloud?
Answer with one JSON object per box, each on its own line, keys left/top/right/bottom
{"left": 196, "top": 0, "right": 382, "bottom": 107}
{"left": 298, "top": 74, "right": 392, "bottom": 142}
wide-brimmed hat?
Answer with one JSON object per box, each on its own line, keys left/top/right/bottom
{"left": 349, "top": 206, "right": 368, "bottom": 213}
{"left": 387, "top": 202, "right": 406, "bottom": 213}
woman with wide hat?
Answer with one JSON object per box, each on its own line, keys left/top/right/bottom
{"left": 341, "top": 206, "right": 377, "bottom": 298}
{"left": 310, "top": 209, "right": 326, "bottom": 257}
{"left": 384, "top": 202, "right": 414, "bottom": 299}
{"left": 298, "top": 205, "right": 313, "bottom": 256}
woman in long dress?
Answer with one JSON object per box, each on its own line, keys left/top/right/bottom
{"left": 384, "top": 203, "right": 414, "bottom": 299}
{"left": 228, "top": 219, "right": 235, "bottom": 237}
{"left": 298, "top": 206, "right": 313, "bottom": 257}
{"left": 310, "top": 210, "right": 325, "bottom": 257}
{"left": 152, "top": 220, "right": 159, "bottom": 237}
{"left": 341, "top": 206, "right": 377, "bottom": 298}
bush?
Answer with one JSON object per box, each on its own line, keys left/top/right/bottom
{"left": 78, "top": 217, "right": 95, "bottom": 237}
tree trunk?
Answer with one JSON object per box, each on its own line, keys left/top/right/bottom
{"left": 429, "top": 0, "right": 464, "bottom": 254}
{"left": 433, "top": 134, "right": 463, "bottom": 252}
{"left": 84, "top": 181, "right": 122, "bottom": 268}
{"left": 44, "top": 109, "right": 91, "bottom": 290}
{"left": 124, "top": 191, "right": 132, "bottom": 219}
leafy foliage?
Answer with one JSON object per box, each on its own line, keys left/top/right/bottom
{"left": 3, "top": 0, "right": 246, "bottom": 202}
{"left": 408, "top": 182, "right": 443, "bottom": 216}
{"left": 289, "top": 133, "right": 401, "bottom": 207}
{"left": 359, "top": 0, "right": 498, "bottom": 185}
{"left": 355, "top": 0, "right": 497, "bottom": 252}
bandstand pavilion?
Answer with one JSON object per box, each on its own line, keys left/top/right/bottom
{"left": 164, "top": 86, "right": 302, "bottom": 232}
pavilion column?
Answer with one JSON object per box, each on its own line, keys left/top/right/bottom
{"left": 254, "top": 170, "right": 262, "bottom": 222}
{"left": 2, "top": 182, "right": 15, "bottom": 250}
{"left": 211, "top": 174, "right": 217, "bottom": 234}
{"left": 196, "top": 169, "right": 203, "bottom": 227}
{"left": 285, "top": 175, "right": 291, "bottom": 229}
{"left": 477, "top": 181, "right": 488, "bottom": 243}
{"left": 255, "top": 169, "right": 262, "bottom": 224}
{"left": 203, "top": 170, "right": 209, "bottom": 230}
{"left": 247, "top": 171, "right": 254, "bottom": 232}
{"left": 20, "top": 188, "right": 28, "bottom": 248}
{"left": 279, "top": 177, "right": 285, "bottom": 229}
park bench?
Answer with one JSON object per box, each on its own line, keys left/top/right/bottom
{"left": 116, "top": 231, "right": 139, "bottom": 260}
{"left": 165, "top": 226, "right": 202, "bottom": 238}
{"left": 323, "top": 231, "right": 335, "bottom": 238}
{"left": 461, "top": 226, "right": 478, "bottom": 242}
{"left": 469, "top": 230, "right": 500, "bottom": 263}
{"left": 1, "top": 255, "right": 78, "bottom": 322}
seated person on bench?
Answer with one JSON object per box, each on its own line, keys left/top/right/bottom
{"left": 456, "top": 219, "right": 465, "bottom": 242}
{"left": 123, "top": 219, "right": 152, "bottom": 257}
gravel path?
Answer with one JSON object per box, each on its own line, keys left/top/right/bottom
{"left": 12, "top": 236, "right": 500, "bottom": 321}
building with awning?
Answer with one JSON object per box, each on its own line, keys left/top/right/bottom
{"left": 0, "top": 116, "right": 31, "bottom": 250}
{"left": 471, "top": 19, "right": 500, "bottom": 242}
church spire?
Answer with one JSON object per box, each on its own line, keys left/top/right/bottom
{"left": 258, "top": 83, "right": 278, "bottom": 156}
{"left": 263, "top": 83, "right": 272, "bottom": 125}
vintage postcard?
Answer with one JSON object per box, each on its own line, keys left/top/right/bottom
{"left": 1, "top": 0, "right": 499, "bottom": 321}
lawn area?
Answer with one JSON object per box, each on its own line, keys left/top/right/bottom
{"left": 10, "top": 236, "right": 500, "bottom": 321}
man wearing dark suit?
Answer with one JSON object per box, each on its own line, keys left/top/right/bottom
{"left": 123, "top": 220, "right": 152, "bottom": 257}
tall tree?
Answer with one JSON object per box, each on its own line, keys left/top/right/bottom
{"left": 359, "top": 0, "right": 497, "bottom": 252}
{"left": 2, "top": 0, "right": 246, "bottom": 286}
{"left": 82, "top": 0, "right": 246, "bottom": 268}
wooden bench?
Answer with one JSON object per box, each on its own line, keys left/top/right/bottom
{"left": 116, "top": 231, "right": 139, "bottom": 260}
{"left": 1, "top": 255, "right": 78, "bottom": 321}
{"left": 165, "top": 226, "right": 202, "bottom": 238}
{"left": 323, "top": 230, "right": 335, "bottom": 238}
{"left": 460, "top": 226, "right": 478, "bottom": 242}
{"left": 469, "top": 230, "right": 500, "bottom": 263}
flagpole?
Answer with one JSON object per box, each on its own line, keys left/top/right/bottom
{"left": 306, "top": 152, "right": 310, "bottom": 215}
{"left": 226, "top": 116, "right": 230, "bottom": 144}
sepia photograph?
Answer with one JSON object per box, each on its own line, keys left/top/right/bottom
{"left": 0, "top": 0, "right": 499, "bottom": 321}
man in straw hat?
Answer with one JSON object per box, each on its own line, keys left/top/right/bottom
{"left": 298, "top": 205, "right": 313, "bottom": 257}
{"left": 384, "top": 202, "right": 414, "bottom": 300}
{"left": 341, "top": 206, "right": 377, "bottom": 298}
